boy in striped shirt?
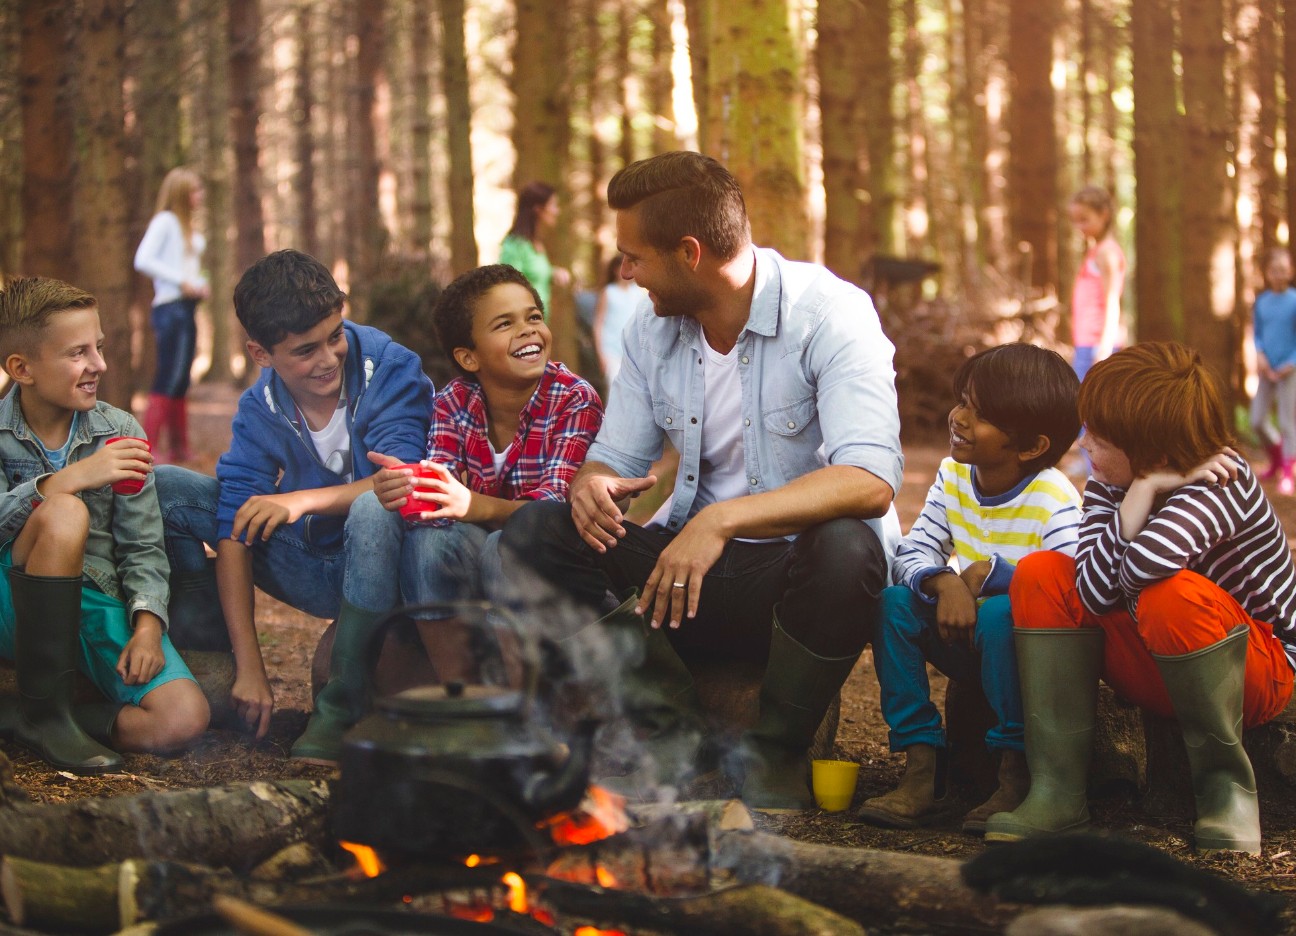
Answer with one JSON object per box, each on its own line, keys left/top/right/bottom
{"left": 986, "top": 342, "right": 1296, "bottom": 855}
{"left": 858, "top": 344, "right": 1082, "bottom": 832}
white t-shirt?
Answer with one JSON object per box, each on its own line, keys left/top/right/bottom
{"left": 309, "top": 400, "right": 352, "bottom": 482}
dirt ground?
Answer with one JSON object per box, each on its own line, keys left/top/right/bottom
{"left": 7, "top": 379, "right": 1296, "bottom": 928}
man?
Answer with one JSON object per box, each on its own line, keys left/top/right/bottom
{"left": 500, "top": 151, "right": 902, "bottom": 811}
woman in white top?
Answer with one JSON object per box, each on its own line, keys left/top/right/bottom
{"left": 134, "top": 168, "right": 208, "bottom": 462}
{"left": 592, "top": 253, "right": 646, "bottom": 386}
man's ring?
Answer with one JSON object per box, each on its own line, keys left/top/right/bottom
{"left": 672, "top": 582, "right": 686, "bottom": 588}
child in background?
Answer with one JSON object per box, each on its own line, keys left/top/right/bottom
{"left": 291, "top": 264, "right": 602, "bottom": 764}
{"left": 1249, "top": 248, "right": 1296, "bottom": 492}
{"left": 134, "top": 167, "right": 208, "bottom": 463}
{"left": 0, "top": 277, "right": 208, "bottom": 773}
{"left": 155, "top": 250, "right": 434, "bottom": 740}
{"left": 857, "top": 344, "right": 1081, "bottom": 834}
{"left": 1068, "top": 185, "right": 1125, "bottom": 382}
{"left": 987, "top": 342, "right": 1296, "bottom": 855}
{"left": 592, "top": 254, "right": 646, "bottom": 385}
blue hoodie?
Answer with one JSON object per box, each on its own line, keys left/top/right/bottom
{"left": 216, "top": 321, "right": 434, "bottom": 550}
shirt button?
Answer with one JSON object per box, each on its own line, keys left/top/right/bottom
{"left": 787, "top": 421, "right": 796, "bottom": 429}
{"left": 665, "top": 417, "right": 673, "bottom": 425}
{"left": 690, "top": 417, "right": 697, "bottom": 424}
{"left": 741, "top": 355, "right": 750, "bottom": 365}
{"left": 744, "top": 418, "right": 751, "bottom": 427}
{"left": 749, "top": 477, "right": 758, "bottom": 486}
{"left": 687, "top": 474, "right": 695, "bottom": 482}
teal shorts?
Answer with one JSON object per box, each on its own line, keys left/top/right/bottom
{"left": 0, "top": 545, "right": 196, "bottom": 706}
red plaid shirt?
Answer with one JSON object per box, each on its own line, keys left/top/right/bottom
{"left": 425, "top": 361, "right": 603, "bottom": 502}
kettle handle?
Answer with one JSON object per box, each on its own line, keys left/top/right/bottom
{"left": 361, "top": 600, "right": 541, "bottom": 698}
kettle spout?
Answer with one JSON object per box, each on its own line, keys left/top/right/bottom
{"left": 523, "top": 718, "right": 597, "bottom": 816}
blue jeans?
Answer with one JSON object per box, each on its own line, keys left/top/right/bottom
{"left": 874, "top": 585, "right": 1023, "bottom": 753}
{"left": 154, "top": 466, "right": 345, "bottom": 628}
{"left": 151, "top": 299, "right": 198, "bottom": 398}
{"left": 341, "top": 491, "right": 503, "bottom": 614}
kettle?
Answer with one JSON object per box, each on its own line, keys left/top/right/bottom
{"left": 331, "top": 602, "right": 596, "bottom": 860}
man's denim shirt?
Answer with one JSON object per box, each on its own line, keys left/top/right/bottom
{"left": 588, "top": 247, "right": 904, "bottom": 561}
{"left": 0, "top": 389, "right": 170, "bottom": 627}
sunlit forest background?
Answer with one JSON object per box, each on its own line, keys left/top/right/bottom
{"left": 0, "top": 0, "right": 1290, "bottom": 433}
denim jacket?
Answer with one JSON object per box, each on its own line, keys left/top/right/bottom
{"left": 0, "top": 389, "right": 170, "bottom": 626}
{"left": 589, "top": 247, "right": 904, "bottom": 556}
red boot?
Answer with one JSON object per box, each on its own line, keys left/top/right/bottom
{"left": 1281, "top": 459, "right": 1295, "bottom": 497}
{"left": 142, "top": 394, "right": 170, "bottom": 449}
{"left": 1261, "top": 442, "right": 1283, "bottom": 481}
{"left": 167, "top": 396, "right": 191, "bottom": 463}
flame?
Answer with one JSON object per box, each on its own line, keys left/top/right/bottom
{"left": 445, "top": 901, "right": 494, "bottom": 922}
{"left": 501, "top": 872, "right": 527, "bottom": 914}
{"left": 465, "top": 854, "right": 482, "bottom": 868}
{"left": 540, "top": 785, "right": 631, "bottom": 846}
{"left": 574, "top": 928, "right": 627, "bottom": 936}
{"left": 595, "top": 864, "right": 619, "bottom": 888}
{"left": 338, "top": 841, "right": 385, "bottom": 878}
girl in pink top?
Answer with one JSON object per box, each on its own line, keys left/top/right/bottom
{"left": 1068, "top": 186, "right": 1126, "bottom": 381}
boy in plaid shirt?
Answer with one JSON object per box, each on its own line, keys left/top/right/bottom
{"left": 292, "top": 264, "right": 602, "bottom": 763}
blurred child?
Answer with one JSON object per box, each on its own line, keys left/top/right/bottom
{"left": 856, "top": 344, "right": 1081, "bottom": 834}
{"left": 0, "top": 277, "right": 208, "bottom": 773}
{"left": 592, "top": 254, "right": 646, "bottom": 385}
{"left": 987, "top": 342, "right": 1296, "bottom": 855}
{"left": 290, "top": 264, "right": 602, "bottom": 764}
{"left": 1248, "top": 248, "right": 1296, "bottom": 492}
{"left": 1068, "top": 185, "right": 1125, "bottom": 381}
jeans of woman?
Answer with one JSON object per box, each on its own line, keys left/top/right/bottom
{"left": 151, "top": 299, "right": 198, "bottom": 398}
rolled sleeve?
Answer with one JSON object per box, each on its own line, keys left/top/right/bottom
{"left": 0, "top": 477, "right": 48, "bottom": 544}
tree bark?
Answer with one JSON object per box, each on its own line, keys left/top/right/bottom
{"left": 439, "top": 0, "right": 477, "bottom": 276}
{"left": 200, "top": 0, "right": 234, "bottom": 383}
{"left": 1007, "top": 0, "right": 1059, "bottom": 295}
{"left": 228, "top": 0, "right": 267, "bottom": 285}
{"left": 0, "top": 0, "right": 21, "bottom": 276}
{"left": 858, "top": 0, "right": 897, "bottom": 259}
{"left": 645, "top": 0, "right": 677, "bottom": 154}
{"left": 19, "top": 0, "right": 76, "bottom": 281}
{"left": 294, "top": 0, "right": 320, "bottom": 260}
{"left": 818, "top": 0, "right": 862, "bottom": 284}
{"left": 346, "top": 0, "right": 386, "bottom": 321}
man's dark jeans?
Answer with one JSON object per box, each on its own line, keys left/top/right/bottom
{"left": 499, "top": 501, "right": 885, "bottom": 662}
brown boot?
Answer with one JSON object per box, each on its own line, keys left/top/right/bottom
{"left": 855, "top": 743, "right": 945, "bottom": 828}
{"left": 961, "top": 749, "right": 1029, "bottom": 835}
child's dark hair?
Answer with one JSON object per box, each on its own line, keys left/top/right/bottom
{"left": 0, "top": 276, "right": 97, "bottom": 360}
{"left": 953, "top": 343, "right": 1081, "bottom": 473}
{"left": 233, "top": 249, "right": 347, "bottom": 349}
{"left": 433, "top": 264, "right": 544, "bottom": 376}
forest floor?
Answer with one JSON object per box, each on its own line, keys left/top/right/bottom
{"left": 5, "top": 378, "right": 1296, "bottom": 929}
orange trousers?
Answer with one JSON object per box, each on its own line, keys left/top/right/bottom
{"left": 1009, "top": 551, "right": 1294, "bottom": 728}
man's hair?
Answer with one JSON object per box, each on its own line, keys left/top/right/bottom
{"left": 233, "top": 249, "right": 346, "bottom": 349}
{"left": 433, "top": 264, "right": 544, "bottom": 377}
{"left": 1079, "top": 341, "right": 1234, "bottom": 476}
{"left": 0, "top": 276, "right": 97, "bottom": 360}
{"left": 606, "top": 151, "right": 751, "bottom": 261}
{"left": 953, "top": 343, "right": 1081, "bottom": 473}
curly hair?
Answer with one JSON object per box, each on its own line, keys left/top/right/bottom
{"left": 433, "top": 264, "right": 544, "bottom": 376}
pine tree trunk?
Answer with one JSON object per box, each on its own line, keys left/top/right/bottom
{"left": 578, "top": 0, "right": 606, "bottom": 280}
{"left": 858, "top": 0, "right": 896, "bottom": 258}
{"left": 1180, "top": 0, "right": 1236, "bottom": 393}
{"left": 1250, "top": 0, "right": 1279, "bottom": 261}
{"left": 295, "top": 0, "right": 320, "bottom": 259}
{"left": 818, "top": 0, "right": 862, "bottom": 284}
{"left": 902, "top": 0, "right": 930, "bottom": 256}
{"left": 439, "top": 0, "right": 478, "bottom": 275}
{"left": 1007, "top": 0, "right": 1059, "bottom": 295}
{"left": 228, "top": 0, "right": 267, "bottom": 285}
{"left": 347, "top": 0, "right": 386, "bottom": 321}
{"left": 19, "top": 0, "right": 76, "bottom": 281}
{"left": 617, "top": 0, "right": 634, "bottom": 169}
{"left": 1287, "top": 0, "right": 1296, "bottom": 259}
{"left": 1131, "top": 0, "right": 1181, "bottom": 342}
{"left": 0, "top": 0, "right": 23, "bottom": 275}
{"left": 683, "top": 0, "right": 709, "bottom": 151}
{"left": 74, "top": 0, "right": 135, "bottom": 408}
{"left": 200, "top": 0, "right": 233, "bottom": 383}
{"left": 646, "top": 0, "right": 676, "bottom": 154}
{"left": 408, "top": 0, "right": 433, "bottom": 261}
{"left": 703, "top": 0, "right": 809, "bottom": 259}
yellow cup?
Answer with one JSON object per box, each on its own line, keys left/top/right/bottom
{"left": 811, "top": 759, "right": 860, "bottom": 812}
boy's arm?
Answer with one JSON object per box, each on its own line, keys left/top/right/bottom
{"left": 1075, "top": 481, "right": 1133, "bottom": 614}
{"left": 216, "top": 539, "right": 274, "bottom": 739}
{"left": 228, "top": 477, "right": 374, "bottom": 545}
{"left": 359, "top": 344, "right": 435, "bottom": 466}
{"left": 892, "top": 469, "right": 957, "bottom": 601}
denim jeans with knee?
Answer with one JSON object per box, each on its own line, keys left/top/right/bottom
{"left": 154, "top": 465, "right": 345, "bottom": 624}
{"left": 874, "top": 585, "right": 1023, "bottom": 753}
{"left": 341, "top": 490, "right": 503, "bottom": 615}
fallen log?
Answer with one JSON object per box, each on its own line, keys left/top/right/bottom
{"left": 0, "top": 780, "right": 329, "bottom": 870}
{"left": 713, "top": 828, "right": 1019, "bottom": 933}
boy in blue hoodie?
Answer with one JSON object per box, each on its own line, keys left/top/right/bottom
{"left": 155, "top": 250, "right": 433, "bottom": 739}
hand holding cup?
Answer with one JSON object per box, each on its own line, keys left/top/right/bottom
{"left": 105, "top": 436, "right": 151, "bottom": 495}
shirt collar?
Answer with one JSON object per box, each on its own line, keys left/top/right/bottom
{"left": 744, "top": 248, "right": 780, "bottom": 337}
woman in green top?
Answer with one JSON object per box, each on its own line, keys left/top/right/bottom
{"left": 499, "top": 181, "right": 569, "bottom": 314}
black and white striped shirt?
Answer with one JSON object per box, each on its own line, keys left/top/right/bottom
{"left": 1076, "top": 458, "right": 1296, "bottom": 668}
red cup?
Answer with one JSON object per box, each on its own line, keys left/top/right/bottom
{"left": 397, "top": 462, "right": 441, "bottom": 520}
{"left": 106, "top": 436, "right": 150, "bottom": 495}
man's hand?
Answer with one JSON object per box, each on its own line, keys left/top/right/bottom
{"left": 636, "top": 505, "right": 728, "bottom": 630}
{"left": 570, "top": 472, "right": 657, "bottom": 552}
{"left": 116, "top": 613, "right": 165, "bottom": 685}
{"left": 368, "top": 452, "right": 418, "bottom": 512}
{"left": 231, "top": 666, "right": 275, "bottom": 740}
{"left": 230, "top": 491, "right": 310, "bottom": 544}
{"left": 56, "top": 437, "right": 152, "bottom": 494}
{"left": 928, "top": 572, "right": 978, "bottom": 647}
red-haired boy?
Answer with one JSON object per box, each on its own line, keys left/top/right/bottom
{"left": 986, "top": 341, "right": 1296, "bottom": 855}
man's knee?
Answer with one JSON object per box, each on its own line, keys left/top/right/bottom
{"left": 796, "top": 518, "right": 886, "bottom": 597}
{"left": 499, "top": 500, "right": 578, "bottom": 570}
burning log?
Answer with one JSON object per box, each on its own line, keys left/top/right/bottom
{"left": 536, "top": 879, "right": 864, "bottom": 936}
{"left": 713, "top": 828, "right": 1019, "bottom": 933}
{"left": 0, "top": 779, "right": 329, "bottom": 871}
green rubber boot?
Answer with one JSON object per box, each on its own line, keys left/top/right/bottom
{"left": 167, "top": 558, "right": 230, "bottom": 652}
{"left": 1153, "top": 625, "right": 1261, "bottom": 855}
{"left": 984, "top": 627, "right": 1102, "bottom": 842}
{"left": 290, "top": 600, "right": 388, "bottom": 766}
{"left": 9, "top": 569, "right": 122, "bottom": 774}
{"left": 737, "top": 613, "right": 861, "bottom": 813}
